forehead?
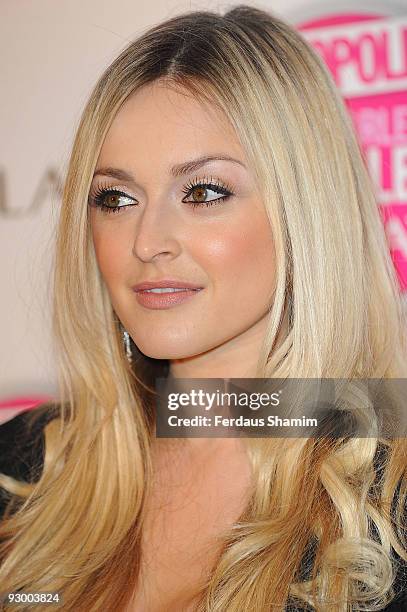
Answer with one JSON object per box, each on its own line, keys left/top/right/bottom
{"left": 97, "top": 81, "right": 244, "bottom": 166}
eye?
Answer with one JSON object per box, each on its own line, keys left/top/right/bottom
{"left": 88, "top": 186, "right": 137, "bottom": 214}
{"left": 181, "top": 176, "right": 234, "bottom": 208}
{"left": 88, "top": 175, "right": 235, "bottom": 215}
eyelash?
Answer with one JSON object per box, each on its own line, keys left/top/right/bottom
{"left": 87, "top": 175, "right": 234, "bottom": 215}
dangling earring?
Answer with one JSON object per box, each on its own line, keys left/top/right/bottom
{"left": 122, "top": 327, "right": 133, "bottom": 364}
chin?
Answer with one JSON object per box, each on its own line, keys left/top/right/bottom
{"left": 134, "top": 335, "right": 210, "bottom": 362}
{"left": 133, "top": 340, "right": 193, "bottom": 361}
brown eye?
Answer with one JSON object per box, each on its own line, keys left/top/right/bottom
{"left": 88, "top": 187, "right": 137, "bottom": 214}
{"left": 181, "top": 178, "right": 234, "bottom": 208}
{"left": 191, "top": 186, "right": 207, "bottom": 202}
{"left": 106, "top": 194, "right": 121, "bottom": 207}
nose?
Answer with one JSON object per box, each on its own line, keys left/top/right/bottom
{"left": 132, "top": 197, "right": 181, "bottom": 263}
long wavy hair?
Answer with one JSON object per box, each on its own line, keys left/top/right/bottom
{"left": 1, "top": 5, "right": 406, "bottom": 611}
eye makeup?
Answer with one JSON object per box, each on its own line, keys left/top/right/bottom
{"left": 88, "top": 175, "right": 235, "bottom": 214}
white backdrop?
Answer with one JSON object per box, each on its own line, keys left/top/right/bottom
{"left": 1, "top": 0, "right": 406, "bottom": 403}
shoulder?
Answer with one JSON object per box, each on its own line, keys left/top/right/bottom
{"left": 0, "top": 403, "right": 60, "bottom": 518}
{"left": 0, "top": 403, "right": 59, "bottom": 472}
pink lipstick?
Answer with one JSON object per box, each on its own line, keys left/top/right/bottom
{"left": 132, "top": 279, "right": 204, "bottom": 310}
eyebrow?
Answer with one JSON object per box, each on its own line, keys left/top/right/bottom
{"left": 92, "top": 154, "right": 246, "bottom": 182}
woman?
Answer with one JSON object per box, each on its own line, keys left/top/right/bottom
{"left": 0, "top": 5, "right": 406, "bottom": 611}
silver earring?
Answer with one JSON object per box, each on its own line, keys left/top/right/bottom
{"left": 122, "top": 329, "right": 133, "bottom": 364}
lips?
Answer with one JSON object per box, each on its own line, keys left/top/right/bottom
{"left": 134, "top": 286, "right": 203, "bottom": 309}
{"left": 132, "top": 279, "right": 203, "bottom": 292}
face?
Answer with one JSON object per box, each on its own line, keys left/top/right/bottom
{"left": 89, "top": 81, "right": 276, "bottom": 375}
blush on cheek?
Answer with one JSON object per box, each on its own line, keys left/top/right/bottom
{"left": 203, "top": 226, "right": 249, "bottom": 260}
{"left": 219, "top": 224, "right": 275, "bottom": 303}
{"left": 92, "top": 233, "right": 128, "bottom": 285}
{"left": 206, "top": 223, "right": 271, "bottom": 268}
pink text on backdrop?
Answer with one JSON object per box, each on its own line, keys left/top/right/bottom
{"left": 300, "top": 13, "right": 407, "bottom": 291}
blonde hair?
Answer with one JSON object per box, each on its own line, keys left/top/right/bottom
{"left": 1, "top": 5, "right": 406, "bottom": 610}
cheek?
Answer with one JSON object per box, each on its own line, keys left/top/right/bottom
{"left": 198, "top": 217, "right": 276, "bottom": 306}
{"left": 91, "top": 222, "right": 130, "bottom": 285}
